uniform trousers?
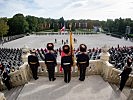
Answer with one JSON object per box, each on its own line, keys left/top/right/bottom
{"left": 30, "top": 65, "right": 38, "bottom": 80}
{"left": 79, "top": 64, "right": 87, "bottom": 81}
{"left": 63, "top": 66, "right": 71, "bottom": 83}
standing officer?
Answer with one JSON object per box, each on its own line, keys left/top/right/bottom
{"left": 28, "top": 49, "right": 39, "bottom": 80}
{"left": 119, "top": 56, "right": 132, "bottom": 91}
{"left": 45, "top": 43, "right": 57, "bottom": 81}
{"left": 61, "top": 45, "right": 73, "bottom": 83}
{"left": 76, "top": 44, "right": 89, "bottom": 81}
{"left": 2, "top": 68, "right": 11, "bottom": 90}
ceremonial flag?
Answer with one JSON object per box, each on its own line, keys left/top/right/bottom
{"left": 60, "top": 25, "right": 65, "bottom": 33}
{"left": 69, "top": 29, "right": 74, "bottom": 65}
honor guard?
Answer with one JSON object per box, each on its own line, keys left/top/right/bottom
{"left": 28, "top": 49, "right": 39, "bottom": 80}
{"left": 61, "top": 45, "right": 73, "bottom": 83}
{"left": 1, "top": 68, "right": 11, "bottom": 90}
{"left": 45, "top": 43, "right": 57, "bottom": 81}
{"left": 76, "top": 44, "right": 89, "bottom": 81}
{"left": 119, "top": 56, "right": 132, "bottom": 91}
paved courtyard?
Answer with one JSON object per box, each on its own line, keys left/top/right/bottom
{"left": 0, "top": 34, "right": 132, "bottom": 49}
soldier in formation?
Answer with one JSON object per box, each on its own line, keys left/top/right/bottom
{"left": 76, "top": 44, "right": 90, "bottom": 81}
{"left": 45, "top": 43, "right": 57, "bottom": 81}
{"left": 61, "top": 45, "right": 73, "bottom": 83}
{"left": 119, "top": 56, "right": 132, "bottom": 91}
{"left": 28, "top": 49, "right": 39, "bottom": 80}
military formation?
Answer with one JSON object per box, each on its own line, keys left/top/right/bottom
{"left": 109, "top": 46, "right": 133, "bottom": 69}
{"left": 0, "top": 48, "right": 23, "bottom": 73}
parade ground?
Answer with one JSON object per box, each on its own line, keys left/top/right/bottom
{"left": 0, "top": 34, "right": 132, "bottom": 50}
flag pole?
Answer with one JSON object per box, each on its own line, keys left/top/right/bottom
{"left": 69, "top": 24, "right": 74, "bottom": 65}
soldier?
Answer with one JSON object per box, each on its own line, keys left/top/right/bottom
{"left": 55, "top": 39, "right": 57, "bottom": 43}
{"left": 119, "top": 56, "right": 132, "bottom": 91}
{"left": 28, "top": 49, "right": 39, "bottom": 80}
{"left": 1, "top": 68, "right": 11, "bottom": 90}
{"left": 61, "top": 45, "right": 73, "bottom": 83}
{"left": 76, "top": 44, "right": 89, "bottom": 81}
{"left": 45, "top": 43, "right": 57, "bottom": 81}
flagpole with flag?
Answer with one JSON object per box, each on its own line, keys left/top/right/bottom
{"left": 60, "top": 23, "right": 65, "bottom": 34}
{"left": 69, "top": 24, "right": 74, "bottom": 66}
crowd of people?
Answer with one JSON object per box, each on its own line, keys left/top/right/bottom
{"left": 0, "top": 48, "right": 23, "bottom": 74}
{"left": 36, "top": 47, "right": 101, "bottom": 61}
{"left": 109, "top": 46, "right": 133, "bottom": 69}
{"left": 0, "top": 34, "right": 25, "bottom": 45}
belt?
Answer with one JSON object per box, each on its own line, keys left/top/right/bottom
{"left": 63, "top": 63, "right": 70, "bottom": 65}
{"left": 47, "top": 61, "right": 54, "bottom": 62}
{"left": 79, "top": 62, "right": 86, "bottom": 64}
{"left": 30, "top": 62, "right": 37, "bottom": 64}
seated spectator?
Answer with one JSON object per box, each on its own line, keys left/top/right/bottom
{"left": 0, "top": 62, "right": 4, "bottom": 75}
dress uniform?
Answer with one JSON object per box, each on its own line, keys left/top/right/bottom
{"left": 45, "top": 43, "right": 57, "bottom": 81}
{"left": 61, "top": 45, "right": 73, "bottom": 83}
{"left": 119, "top": 56, "right": 132, "bottom": 91}
{"left": 28, "top": 49, "right": 39, "bottom": 80}
{"left": 2, "top": 68, "right": 11, "bottom": 90}
{"left": 76, "top": 44, "right": 89, "bottom": 81}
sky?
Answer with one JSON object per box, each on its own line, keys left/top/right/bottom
{"left": 0, "top": 0, "right": 133, "bottom": 21}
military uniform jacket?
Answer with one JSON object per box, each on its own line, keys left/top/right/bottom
{"left": 120, "top": 66, "right": 132, "bottom": 76}
{"left": 61, "top": 56, "right": 73, "bottom": 69}
{"left": 2, "top": 71, "right": 10, "bottom": 83}
{"left": 76, "top": 53, "right": 89, "bottom": 67}
{"left": 28, "top": 55, "right": 39, "bottom": 66}
{"left": 45, "top": 52, "right": 57, "bottom": 66}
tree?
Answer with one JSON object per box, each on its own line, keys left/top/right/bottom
{"left": 0, "top": 18, "right": 9, "bottom": 38}
{"left": 53, "top": 22, "right": 58, "bottom": 32}
{"left": 59, "top": 17, "right": 65, "bottom": 29}
{"left": 106, "top": 19, "right": 114, "bottom": 32}
{"left": 26, "top": 16, "right": 38, "bottom": 33}
{"left": 8, "top": 13, "right": 29, "bottom": 35}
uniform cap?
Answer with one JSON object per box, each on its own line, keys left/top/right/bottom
{"left": 63, "top": 45, "right": 70, "bottom": 54}
{"left": 47, "top": 43, "right": 54, "bottom": 50}
{"left": 79, "top": 44, "right": 87, "bottom": 52}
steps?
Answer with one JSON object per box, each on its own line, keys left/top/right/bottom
{"left": 16, "top": 75, "right": 127, "bottom": 100}
{"left": 2, "top": 76, "right": 131, "bottom": 100}
{"left": 2, "top": 85, "right": 24, "bottom": 100}
{"left": 109, "top": 83, "right": 131, "bottom": 97}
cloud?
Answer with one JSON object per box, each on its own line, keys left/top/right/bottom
{"left": 0, "top": 0, "right": 133, "bottom": 20}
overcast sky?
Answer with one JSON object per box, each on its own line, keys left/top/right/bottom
{"left": 0, "top": 0, "right": 133, "bottom": 21}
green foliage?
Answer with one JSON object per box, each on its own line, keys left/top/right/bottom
{"left": 26, "top": 16, "right": 38, "bottom": 33}
{"left": 1, "top": 13, "right": 133, "bottom": 36}
{"left": 105, "top": 18, "right": 133, "bottom": 35}
{"left": 53, "top": 22, "right": 58, "bottom": 32}
{"left": 8, "top": 13, "right": 29, "bottom": 35}
{"left": 0, "top": 18, "right": 9, "bottom": 36}
{"left": 58, "top": 17, "right": 65, "bottom": 29}
{"left": 128, "top": 34, "right": 133, "bottom": 38}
